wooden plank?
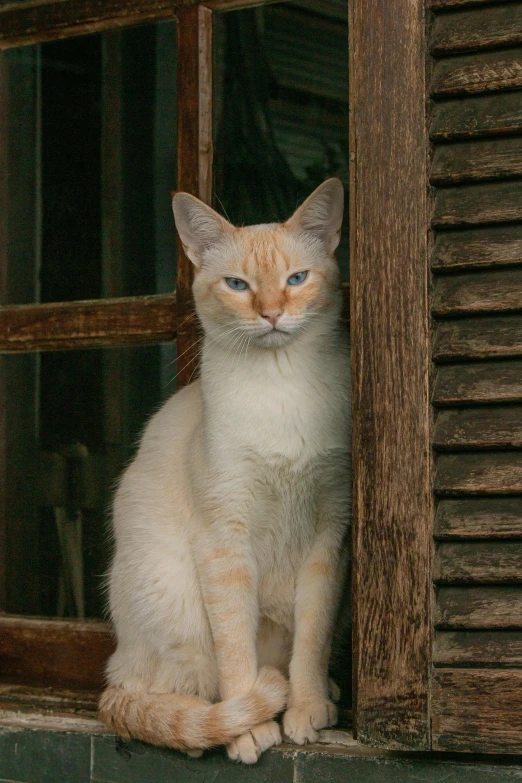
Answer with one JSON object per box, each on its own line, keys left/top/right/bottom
{"left": 436, "top": 586, "right": 522, "bottom": 629}
{"left": 433, "top": 181, "right": 522, "bottom": 227}
{"left": 0, "top": 615, "right": 114, "bottom": 690}
{"left": 432, "top": 0, "right": 511, "bottom": 8}
{"left": 435, "top": 541, "right": 522, "bottom": 583}
{"left": 0, "top": 294, "right": 195, "bottom": 353}
{"left": 434, "top": 406, "right": 522, "bottom": 451}
{"left": 432, "top": 669, "right": 522, "bottom": 753}
{"left": 431, "top": 91, "right": 522, "bottom": 141}
{"left": 435, "top": 452, "right": 522, "bottom": 495}
{"left": 433, "top": 269, "right": 522, "bottom": 316}
{"left": 350, "top": 0, "right": 430, "bottom": 751}
{"left": 432, "top": 226, "right": 522, "bottom": 271}
{"left": 434, "top": 630, "right": 522, "bottom": 667}
{"left": 431, "top": 49, "right": 522, "bottom": 97}
{"left": 431, "top": 3, "right": 522, "bottom": 55}
{"left": 433, "top": 362, "right": 522, "bottom": 407}
{"left": 175, "top": 5, "right": 212, "bottom": 389}
{"left": 433, "top": 316, "right": 522, "bottom": 361}
{"left": 431, "top": 137, "right": 522, "bottom": 185}
{"left": 435, "top": 498, "right": 522, "bottom": 538}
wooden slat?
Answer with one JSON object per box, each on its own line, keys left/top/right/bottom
{"left": 433, "top": 181, "right": 522, "bottom": 228}
{"left": 432, "top": 0, "right": 512, "bottom": 8}
{"left": 435, "top": 498, "right": 522, "bottom": 539}
{"left": 431, "top": 91, "right": 522, "bottom": 142}
{"left": 0, "top": 615, "right": 114, "bottom": 690}
{"left": 433, "top": 362, "right": 522, "bottom": 407}
{"left": 434, "top": 406, "right": 522, "bottom": 451}
{"left": 433, "top": 316, "right": 522, "bottom": 361}
{"left": 434, "top": 631, "right": 522, "bottom": 667}
{"left": 431, "top": 4, "right": 522, "bottom": 55}
{"left": 0, "top": 294, "right": 194, "bottom": 353}
{"left": 431, "top": 137, "right": 522, "bottom": 185}
{"left": 350, "top": 0, "right": 430, "bottom": 751}
{"left": 435, "top": 452, "right": 522, "bottom": 495}
{"left": 432, "top": 669, "right": 522, "bottom": 753}
{"left": 436, "top": 586, "right": 522, "bottom": 628}
{"left": 431, "top": 49, "right": 522, "bottom": 97}
{"left": 435, "top": 541, "right": 522, "bottom": 583}
{"left": 433, "top": 269, "right": 522, "bottom": 316}
{"left": 432, "top": 226, "right": 522, "bottom": 271}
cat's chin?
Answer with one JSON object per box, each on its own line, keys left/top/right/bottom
{"left": 255, "top": 329, "right": 296, "bottom": 349}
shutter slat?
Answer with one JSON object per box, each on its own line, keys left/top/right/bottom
{"left": 434, "top": 406, "right": 522, "bottom": 451}
{"left": 432, "top": 0, "right": 512, "bottom": 8}
{"left": 435, "top": 541, "right": 522, "bottom": 583}
{"left": 431, "top": 4, "right": 522, "bottom": 55}
{"left": 432, "top": 226, "right": 522, "bottom": 272}
{"left": 435, "top": 452, "right": 522, "bottom": 495}
{"left": 434, "top": 630, "right": 522, "bottom": 667}
{"left": 431, "top": 92, "right": 522, "bottom": 142}
{"left": 433, "top": 269, "right": 522, "bottom": 316}
{"left": 433, "top": 362, "right": 522, "bottom": 406}
{"left": 432, "top": 137, "right": 522, "bottom": 185}
{"left": 432, "top": 49, "right": 522, "bottom": 97}
{"left": 433, "top": 181, "right": 522, "bottom": 228}
{"left": 434, "top": 316, "right": 522, "bottom": 361}
{"left": 436, "top": 586, "right": 522, "bottom": 629}
{"left": 435, "top": 498, "right": 522, "bottom": 538}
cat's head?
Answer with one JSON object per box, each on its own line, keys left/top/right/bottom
{"left": 172, "top": 179, "right": 344, "bottom": 349}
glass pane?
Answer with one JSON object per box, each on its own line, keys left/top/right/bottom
{"left": 213, "top": 0, "right": 348, "bottom": 278}
{"left": 0, "top": 20, "right": 177, "bottom": 306}
{"left": 0, "top": 342, "right": 176, "bottom": 618}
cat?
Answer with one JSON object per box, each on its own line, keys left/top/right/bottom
{"left": 98, "top": 178, "right": 351, "bottom": 764}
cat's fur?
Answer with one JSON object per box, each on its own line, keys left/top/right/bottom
{"left": 98, "top": 179, "right": 351, "bottom": 764}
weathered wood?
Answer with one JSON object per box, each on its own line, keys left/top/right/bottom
{"left": 175, "top": 5, "right": 212, "bottom": 389}
{"left": 433, "top": 362, "right": 522, "bottom": 407}
{"left": 0, "top": 294, "right": 194, "bottom": 353}
{"left": 431, "top": 91, "right": 522, "bottom": 141}
{"left": 435, "top": 498, "right": 522, "bottom": 539}
{"left": 435, "top": 452, "right": 522, "bottom": 495}
{"left": 436, "top": 586, "right": 522, "bottom": 628}
{"left": 434, "top": 406, "right": 522, "bottom": 451}
{"left": 432, "top": 226, "right": 522, "bottom": 271}
{"left": 433, "top": 316, "right": 522, "bottom": 361}
{"left": 350, "top": 0, "right": 430, "bottom": 751}
{"left": 433, "top": 269, "right": 522, "bottom": 316}
{"left": 435, "top": 541, "right": 522, "bottom": 583}
{"left": 0, "top": 615, "right": 114, "bottom": 690}
{"left": 431, "top": 49, "right": 522, "bottom": 97}
{"left": 432, "top": 669, "right": 522, "bottom": 753}
{"left": 432, "top": 0, "right": 512, "bottom": 8}
{"left": 433, "top": 181, "right": 522, "bottom": 227}
{"left": 434, "top": 630, "right": 522, "bottom": 667}
{"left": 431, "top": 4, "right": 522, "bottom": 55}
{"left": 431, "top": 137, "right": 522, "bottom": 185}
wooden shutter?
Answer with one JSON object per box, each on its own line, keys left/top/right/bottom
{"left": 430, "top": 0, "right": 522, "bottom": 754}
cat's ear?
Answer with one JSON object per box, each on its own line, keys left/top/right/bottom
{"left": 286, "top": 178, "right": 344, "bottom": 255}
{"left": 172, "top": 193, "right": 233, "bottom": 269}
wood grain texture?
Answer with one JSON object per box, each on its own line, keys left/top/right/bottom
{"left": 434, "top": 406, "right": 522, "bottom": 450}
{"left": 431, "top": 91, "right": 522, "bottom": 141}
{"left": 431, "top": 3, "right": 522, "bottom": 55}
{"left": 435, "top": 498, "right": 522, "bottom": 539}
{"left": 432, "top": 226, "right": 522, "bottom": 271}
{"left": 350, "top": 0, "right": 430, "bottom": 751}
{"left": 0, "top": 294, "right": 193, "bottom": 352}
{"left": 432, "top": 669, "right": 522, "bottom": 753}
{"left": 434, "top": 541, "right": 522, "bottom": 583}
{"left": 436, "top": 586, "right": 522, "bottom": 628}
{"left": 435, "top": 452, "right": 522, "bottom": 495}
{"left": 432, "top": 269, "right": 522, "bottom": 316}
{"left": 433, "top": 181, "right": 522, "bottom": 227}
{"left": 433, "top": 316, "right": 522, "bottom": 361}
{"left": 434, "top": 630, "right": 522, "bottom": 667}
{"left": 0, "top": 615, "right": 114, "bottom": 690}
{"left": 431, "top": 48, "right": 522, "bottom": 97}
{"left": 431, "top": 137, "right": 522, "bottom": 185}
{"left": 432, "top": 0, "right": 512, "bottom": 8}
{"left": 433, "top": 361, "right": 522, "bottom": 406}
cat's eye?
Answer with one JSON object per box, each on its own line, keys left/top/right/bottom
{"left": 225, "top": 277, "right": 249, "bottom": 291}
{"left": 287, "top": 271, "right": 308, "bottom": 286}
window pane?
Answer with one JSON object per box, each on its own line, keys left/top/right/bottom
{"left": 213, "top": 0, "right": 348, "bottom": 278}
{"left": 0, "top": 342, "right": 176, "bottom": 618}
{"left": 0, "top": 20, "right": 177, "bottom": 307}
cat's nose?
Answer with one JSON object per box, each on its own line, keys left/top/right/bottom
{"left": 261, "top": 309, "right": 283, "bottom": 328}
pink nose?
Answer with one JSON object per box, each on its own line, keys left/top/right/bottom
{"left": 261, "top": 310, "right": 283, "bottom": 328}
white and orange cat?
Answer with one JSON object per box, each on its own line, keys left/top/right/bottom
{"left": 99, "top": 178, "right": 351, "bottom": 764}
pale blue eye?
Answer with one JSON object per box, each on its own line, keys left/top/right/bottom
{"left": 225, "top": 277, "right": 249, "bottom": 291}
{"left": 287, "top": 271, "right": 308, "bottom": 286}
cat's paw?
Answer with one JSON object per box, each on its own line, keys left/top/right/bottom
{"left": 283, "top": 700, "right": 337, "bottom": 745}
{"left": 227, "top": 720, "right": 282, "bottom": 764}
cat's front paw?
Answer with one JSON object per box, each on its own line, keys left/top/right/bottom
{"left": 227, "top": 720, "right": 282, "bottom": 764}
{"left": 283, "top": 700, "right": 337, "bottom": 745}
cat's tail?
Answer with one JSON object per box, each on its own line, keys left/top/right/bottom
{"left": 98, "top": 665, "right": 288, "bottom": 751}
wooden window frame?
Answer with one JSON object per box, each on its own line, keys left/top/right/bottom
{"left": 0, "top": 0, "right": 430, "bottom": 755}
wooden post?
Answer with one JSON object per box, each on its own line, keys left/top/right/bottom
{"left": 175, "top": 5, "right": 212, "bottom": 388}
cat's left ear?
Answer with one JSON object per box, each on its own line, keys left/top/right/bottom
{"left": 286, "top": 178, "right": 344, "bottom": 255}
{"left": 172, "top": 192, "right": 233, "bottom": 269}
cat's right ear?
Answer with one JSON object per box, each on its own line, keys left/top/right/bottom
{"left": 172, "top": 193, "right": 233, "bottom": 269}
